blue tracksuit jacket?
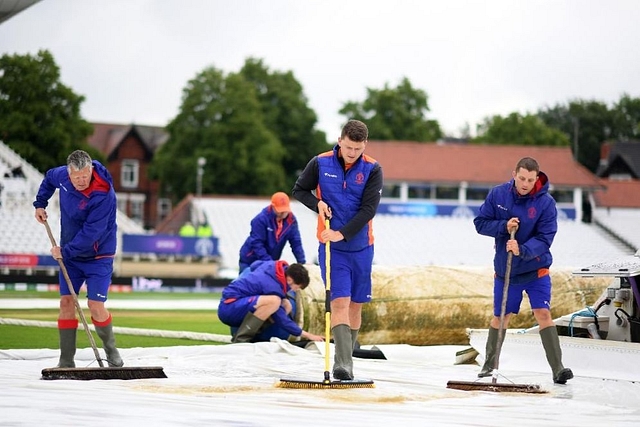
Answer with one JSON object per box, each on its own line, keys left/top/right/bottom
{"left": 473, "top": 171, "right": 557, "bottom": 283}
{"left": 33, "top": 160, "right": 117, "bottom": 261}
{"left": 238, "top": 205, "right": 305, "bottom": 268}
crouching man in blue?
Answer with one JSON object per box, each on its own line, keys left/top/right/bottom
{"left": 218, "top": 260, "right": 324, "bottom": 343}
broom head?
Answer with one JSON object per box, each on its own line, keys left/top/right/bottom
{"left": 446, "top": 380, "right": 546, "bottom": 394}
{"left": 41, "top": 366, "right": 167, "bottom": 381}
{"left": 278, "top": 377, "right": 375, "bottom": 389}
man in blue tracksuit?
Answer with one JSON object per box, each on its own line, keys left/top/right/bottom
{"left": 218, "top": 260, "right": 323, "bottom": 343}
{"left": 293, "top": 119, "right": 383, "bottom": 381}
{"left": 474, "top": 156, "right": 573, "bottom": 384}
{"left": 34, "top": 150, "right": 123, "bottom": 368}
{"left": 238, "top": 192, "right": 306, "bottom": 273}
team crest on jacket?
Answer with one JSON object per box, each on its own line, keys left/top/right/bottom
{"left": 528, "top": 207, "right": 537, "bottom": 219}
{"left": 79, "top": 200, "right": 88, "bottom": 210}
{"left": 355, "top": 172, "right": 365, "bottom": 185}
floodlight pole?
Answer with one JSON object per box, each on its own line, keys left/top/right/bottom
{"left": 196, "top": 157, "right": 206, "bottom": 227}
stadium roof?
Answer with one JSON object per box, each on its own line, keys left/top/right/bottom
{"left": 365, "top": 141, "right": 602, "bottom": 188}
{"left": 0, "top": 0, "right": 41, "bottom": 24}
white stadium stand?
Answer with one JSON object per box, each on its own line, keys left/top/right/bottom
{"left": 0, "top": 142, "right": 145, "bottom": 259}
{"left": 193, "top": 197, "right": 637, "bottom": 273}
{"left": 193, "top": 198, "right": 316, "bottom": 273}
{"left": 593, "top": 207, "right": 640, "bottom": 252}
{"left": 1, "top": 140, "right": 637, "bottom": 275}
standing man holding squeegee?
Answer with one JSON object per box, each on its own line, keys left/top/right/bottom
{"left": 34, "top": 150, "right": 123, "bottom": 369}
{"left": 293, "top": 119, "right": 383, "bottom": 381}
{"left": 474, "top": 157, "right": 573, "bottom": 384}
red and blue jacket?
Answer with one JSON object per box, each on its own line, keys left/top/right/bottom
{"left": 222, "top": 260, "right": 302, "bottom": 336}
{"left": 473, "top": 171, "right": 557, "bottom": 283}
{"left": 293, "top": 144, "right": 382, "bottom": 252}
{"left": 238, "top": 205, "right": 305, "bottom": 269}
{"left": 33, "top": 160, "right": 117, "bottom": 261}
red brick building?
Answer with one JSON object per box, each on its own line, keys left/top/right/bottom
{"left": 87, "top": 123, "right": 170, "bottom": 230}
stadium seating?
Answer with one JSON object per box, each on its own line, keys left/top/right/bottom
{"left": 0, "top": 142, "right": 145, "bottom": 259}
{"left": 193, "top": 198, "right": 636, "bottom": 274}
{"left": 2, "top": 141, "right": 637, "bottom": 276}
{"left": 593, "top": 207, "right": 640, "bottom": 251}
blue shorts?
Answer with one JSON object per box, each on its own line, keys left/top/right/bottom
{"left": 217, "top": 296, "right": 258, "bottom": 326}
{"left": 493, "top": 273, "right": 552, "bottom": 316}
{"left": 218, "top": 295, "right": 296, "bottom": 341}
{"left": 220, "top": 297, "right": 296, "bottom": 342}
{"left": 59, "top": 257, "right": 114, "bottom": 302}
{"left": 318, "top": 244, "right": 373, "bottom": 303}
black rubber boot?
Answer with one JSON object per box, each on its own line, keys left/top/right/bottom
{"left": 232, "top": 312, "right": 265, "bottom": 343}
{"left": 332, "top": 324, "right": 354, "bottom": 380}
{"left": 478, "top": 326, "right": 505, "bottom": 378}
{"left": 94, "top": 323, "right": 124, "bottom": 367}
{"left": 58, "top": 327, "right": 77, "bottom": 368}
{"left": 540, "top": 326, "right": 574, "bottom": 384}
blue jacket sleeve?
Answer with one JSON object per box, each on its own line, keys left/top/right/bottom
{"left": 33, "top": 168, "right": 60, "bottom": 209}
{"left": 473, "top": 188, "right": 508, "bottom": 238}
{"left": 248, "top": 215, "right": 272, "bottom": 262}
{"left": 271, "top": 306, "right": 303, "bottom": 336}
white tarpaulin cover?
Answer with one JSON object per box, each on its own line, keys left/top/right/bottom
{"left": 2, "top": 340, "right": 640, "bottom": 426}
{"left": 3, "top": 297, "right": 640, "bottom": 426}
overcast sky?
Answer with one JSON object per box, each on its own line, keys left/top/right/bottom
{"left": 1, "top": 0, "right": 640, "bottom": 140}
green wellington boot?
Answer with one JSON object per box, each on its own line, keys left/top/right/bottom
{"left": 232, "top": 312, "right": 265, "bottom": 343}
{"left": 540, "top": 326, "right": 573, "bottom": 384}
{"left": 332, "top": 324, "right": 354, "bottom": 380}
{"left": 351, "top": 328, "right": 359, "bottom": 351}
{"left": 57, "top": 327, "right": 77, "bottom": 368}
{"left": 478, "top": 326, "right": 505, "bottom": 378}
{"left": 95, "top": 323, "right": 124, "bottom": 367}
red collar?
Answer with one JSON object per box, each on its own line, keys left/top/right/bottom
{"left": 80, "top": 169, "right": 110, "bottom": 197}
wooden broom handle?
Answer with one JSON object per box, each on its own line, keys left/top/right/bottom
{"left": 43, "top": 220, "right": 104, "bottom": 367}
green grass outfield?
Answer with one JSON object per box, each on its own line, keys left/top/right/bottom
{"left": 0, "top": 290, "right": 230, "bottom": 350}
{"left": 0, "top": 290, "right": 222, "bottom": 300}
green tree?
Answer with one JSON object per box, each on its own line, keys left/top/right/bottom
{"left": 611, "top": 93, "right": 640, "bottom": 139}
{"left": 339, "top": 77, "right": 442, "bottom": 141}
{"left": 239, "top": 58, "right": 328, "bottom": 187}
{"left": 150, "top": 66, "right": 286, "bottom": 201}
{"left": 0, "top": 50, "right": 95, "bottom": 172}
{"left": 537, "top": 100, "right": 616, "bottom": 173}
{"left": 473, "top": 112, "right": 570, "bottom": 147}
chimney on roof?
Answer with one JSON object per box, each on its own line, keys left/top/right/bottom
{"left": 599, "top": 141, "right": 611, "bottom": 168}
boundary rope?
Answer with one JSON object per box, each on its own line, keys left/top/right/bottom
{"left": 0, "top": 317, "right": 232, "bottom": 344}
